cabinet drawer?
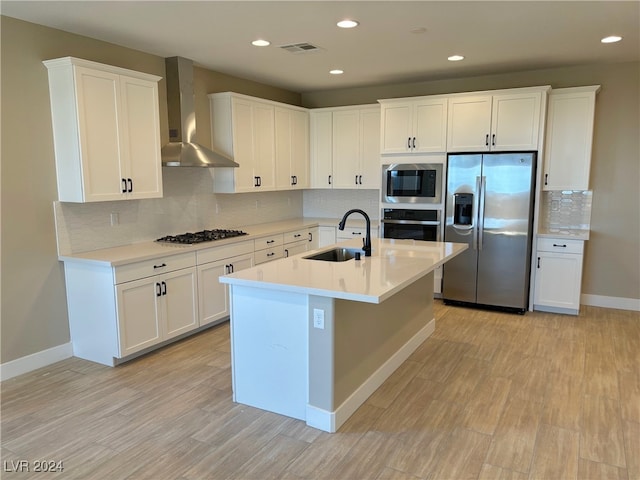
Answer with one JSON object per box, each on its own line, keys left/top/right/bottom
{"left": 254, "top": 234, "right": 284, "bottom": 250}
{"left": 537, "top": 237, "right": 584, "bottom": 255}
{"left": 337, "top": 227, "right": 367, "bottom": 240}
{"left": 284, "top": 229, "right": 309, "bottom": 244}
{"left": 196, "top": 240, "right": 254, "bottom": 265}
{"left": 114, "top": 252, "right": 196, "bottom": 284}
{"left": 254, "top": 246, "right": 284, "bottom": 264}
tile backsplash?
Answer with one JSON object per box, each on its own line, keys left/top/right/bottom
{"left": 54, "top": 168, "right": 381, "bottom": 255}
{"left": 539, "top": 190, "right": 593, "bottom": 230}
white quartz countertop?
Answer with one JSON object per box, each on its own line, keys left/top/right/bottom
{"left": 537, "top": 227, "right": 590, "bottom": 241}
{"left": 220, "top": 238, "right": 467, "bottom": 304}
{"left": 58, "top": 217, "right": 379, "bottom": 267}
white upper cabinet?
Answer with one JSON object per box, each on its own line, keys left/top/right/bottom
{"left": 379, "top": 97, "right": 448, "bottom": 154}
{"left": 44, "top": 57, "right": 163, "bottom": 203}
{"left": 210, "top": 93, "right": 276, "bottom": 193}
{"left": 332, "top": 106, "right": 381, "bottom": 189}
{"left": 447, "top": 88, "right": 546, "bottom": 152}
{"left": 310, "top": 110, "right": 333, "bottom": 189}
{"left": 210, "top": 92, "right": 311, "bottom": 193}
{"left": 542, "top": 86, "right": 600, "bottom": 191}
{"left": 275, "top": 106, "right": 310, "bottom": 190}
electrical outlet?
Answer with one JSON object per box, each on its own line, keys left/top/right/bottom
{"left": 110, "top": 213, "right": 119, "bottom": 226}
{"left": 313, "top": 308, "right": 325, "bottom": 329}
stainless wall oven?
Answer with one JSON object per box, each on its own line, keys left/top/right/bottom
{"left": 381, "top": 208, "right": 440, "bottom": 241}
{"left": 382, "top": 163, "right": 443, "bottom": 204}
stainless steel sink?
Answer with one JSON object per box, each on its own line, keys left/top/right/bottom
{"left": 303, "top": 248, "right": 360, "bottom": 262}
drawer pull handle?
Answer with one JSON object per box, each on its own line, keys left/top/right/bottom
{"left": 352, "top": 232, "right": 362, "bottom": 235}
{"left": 285, "top": 249, "right": 289, "bottom": 257}
{"left": 153, "top": 263, "right": 167, "bottom": 269}
{"left": 122, "top": 178, "right": 127, "bottom": 193}
{"left": 537, "top": 257, "right": 541, "bottom": 269}
{"left": 544, "top": 173, "right": 548, "bottom": 186}
{"left": 266, "top": 240, "right": 275, "bottom": 244}
{"left": 156, "top": 282, "right": 162, "bottom": 297}
{"left": 553, "top": 243, "right": 567, "bottom": 248}
{"left": 294, "top": 234, "right": 302, "bottom": 238}
{"left": 308, "top": 232, "right": 313, "bottom": 242}
{"left": 267, "top": 252, "right": 275, "bottom": 257}
{"left": 161, "top": 281, "right": 167, "bottom": 296}
{"left": 485, "top": 134, "right": 489, "bottom": 146}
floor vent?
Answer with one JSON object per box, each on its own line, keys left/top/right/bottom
{"left": 279, "top": 42, "right": 321, "bottom": 54}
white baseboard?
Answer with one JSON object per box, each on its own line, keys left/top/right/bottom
{"left": 0, "top": 343, "right": 73, "bottom": 382}
{"left": 582, "top": 294, "right": 640, "bottom": 312}
{"left": 306, "top": 318, "right": 435, "bottom": 433}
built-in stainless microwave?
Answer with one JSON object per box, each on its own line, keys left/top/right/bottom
{"left": 382, "top": 163, "right": 443, "bottom": 204}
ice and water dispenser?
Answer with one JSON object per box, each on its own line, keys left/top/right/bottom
{"left": 453, "top": 193, "right": 473, "bottom": 226}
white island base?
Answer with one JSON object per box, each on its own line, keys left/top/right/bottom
{"left": 222, "top": 239, "right": 466, "bottom": 432}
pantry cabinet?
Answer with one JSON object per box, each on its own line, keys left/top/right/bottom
{"left": 43, "top": 57, "right": 163, "bottom": 203}
{"left": 275, "top": 107, "right": 310, "bottom": 190}
{"left": 533, "top": 237, "right": 584, "bottom": 315}
{"left": 197, "top": 241, "right": 255, "bottom": 327}
{"left": 379, "top": 96, "right": 448, "bottom": 154}
{"left": 332, "top": 106, "right": 381, "bottom": 189}
{"left": 542, "top": 86, "right": 600, "bottom": 191}
{"left": 447, "top": 89, "right": 545, "bottom": 152}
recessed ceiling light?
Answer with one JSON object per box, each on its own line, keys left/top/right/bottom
{"left": 448, "top": 55, "right": 465, "bottom": 62}
{"left": 251, "top": 39, "right": 270, "bottom": 47}
{"left": 330, "top": 69, "right": 344, "bottom": 75}
{"left": 601, "top": 35, "right": 622, "bottom": 44}
{"left": 337, "top": 20, "right": 359, "bottom": 28}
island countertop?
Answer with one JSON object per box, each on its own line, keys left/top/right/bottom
{"left": 220, "top": 238, "right": 467, "bottom": 304}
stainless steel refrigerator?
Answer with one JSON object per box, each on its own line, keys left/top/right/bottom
{"left": 443, "top": 152, "right": 536, "bottom": 313}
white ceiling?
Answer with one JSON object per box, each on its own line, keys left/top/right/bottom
{"left": 2, "top": 1, "right": 638, "bottom": 93}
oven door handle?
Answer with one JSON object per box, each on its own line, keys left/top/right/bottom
{"left": 382, "top": 219, "right": 440, "bottom": 226}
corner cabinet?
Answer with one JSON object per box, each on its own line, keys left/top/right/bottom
{"left": 542, "top": 86, "right": 600, "bottom": 190}
{"left": 533, "top": 237, "right": 584, "bottom": 315}
{"left": 44, "top": 57, "right": 163, "bottom": 203}
{"left": 209, "top": 92, "right": 310, "bottom": 193}
{"left": 447, "top": 87, "right": 548, "bottom": 152}
{"left": 379, "top": 96, "right": 448, "bottom": 154}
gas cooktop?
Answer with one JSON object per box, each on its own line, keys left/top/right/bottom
{"left": 156, "top": 229, "right": 248, "bottom": 245}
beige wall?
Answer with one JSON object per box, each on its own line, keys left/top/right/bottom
{"left": 0, "top": 16, "right": 300, "bottom": 363}
{"left": 303, "top": 62, "right": 640, "bottom": 301}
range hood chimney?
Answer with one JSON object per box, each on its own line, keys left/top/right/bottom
{"left": 161, "top": 57, "right": 238, "bottom": 168}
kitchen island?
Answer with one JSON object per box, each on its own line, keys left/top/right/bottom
{"left": 220, "top": 238, "right": 466, "bottom": 432}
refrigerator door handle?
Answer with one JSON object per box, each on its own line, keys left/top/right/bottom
{"left": 478, "top": 176, "right": 486, "bottom": 250}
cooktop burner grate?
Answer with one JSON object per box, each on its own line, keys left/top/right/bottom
{"left": 156, "top": 229, "right": 248, "bottom": 245}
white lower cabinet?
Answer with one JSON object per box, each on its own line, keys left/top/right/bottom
{"left": 283, "top": 227, "right": 319, "bottom": 257}
{"left": 64, "top": 252, "right": 198, "bottom": 366}
{"left": 318, "top": 226, "right": 336, "bottom": 247}
{"left": 197, "top": 241, "right": 255, "bottom": 327}
{"left": 533, "top": 238, "right": 584, "bottom": 315}
{"left": 116, "top": 267, "right": 198, "bottom": 357}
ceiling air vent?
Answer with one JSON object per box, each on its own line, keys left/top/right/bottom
{"left": 279, "top": 42, "right": 321, "bottom": 54}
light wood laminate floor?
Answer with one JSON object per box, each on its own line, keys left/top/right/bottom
{"left": 2, "top": 302, "right": 639, "bottom": 479}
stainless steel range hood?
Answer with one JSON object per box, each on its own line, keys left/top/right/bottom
{"left": 161, "top": 57, "right": 238, "bottom": 168}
